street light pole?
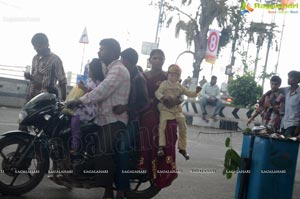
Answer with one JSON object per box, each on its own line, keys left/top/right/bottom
{"left": 154, "top": 0, "right": 164, "bottom": 46}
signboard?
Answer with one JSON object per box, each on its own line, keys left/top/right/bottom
{"left": 205, "top": 30, "right": 220, "bottom": 64}
{"left": 141, "top": 42, "right": 158, "bottom": 55}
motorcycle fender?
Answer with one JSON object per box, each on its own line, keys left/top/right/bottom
{"left": 0, "top": 130, "right": 50, "bottom": 172}
{"left": 0, "top": 130, "right": 35, "bottom": 140}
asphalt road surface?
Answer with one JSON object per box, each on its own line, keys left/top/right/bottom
{"left": 0, "top": 107, "right": 299, "bottom": 199}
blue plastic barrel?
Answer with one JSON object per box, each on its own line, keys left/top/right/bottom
{"left": 235, "top": 134, "right": 299, "bottom": 199}
{"left": 235, "top": 133, "right": 253, "bottom": 199}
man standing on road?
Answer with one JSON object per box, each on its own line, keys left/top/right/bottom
{"left": 281, "top": 71, "right": 300, "bottom": 137}
{"left": 24, "top": 33, "right": 67, "bottom": 101}
{"left": 199, "top": 75, "right": 223, "bottom": 121}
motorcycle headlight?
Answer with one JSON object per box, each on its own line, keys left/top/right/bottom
{"left": 18, "top": 110, "right": 28, "bottom": 123}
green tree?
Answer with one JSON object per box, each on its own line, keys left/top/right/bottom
{"left": 228, "top": 73, "right": 262, "bottom": 107}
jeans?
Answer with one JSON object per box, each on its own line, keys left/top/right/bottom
{"left": 96, "top": 122, "right": 130, "bottom": 191}
{"left": 199, "top": 97, "right": 223, "bottom": 115}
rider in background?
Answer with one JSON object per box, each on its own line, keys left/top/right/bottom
{"left": 113, "top": 48, "right": 149, "bottom": 153}
{"left": 138, "top": 49, "right": 179, "bottom": 188}
{"left": 68, "top": 58, "right": 104, "bottom": 153}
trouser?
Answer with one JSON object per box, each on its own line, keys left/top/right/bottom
{"left": 158, "top": 111, "right": 187, "bottom": 150}
{"left": 95, "top": 121, "right": 130, "bottom": 191}
{"left": 127, "top": 119, "right": 140, "bottom": 152}
{"left": 199, "top": 97, "right": 223, "bottom": 115}
{"left": 71, "top": 115, "right": 80, "bottom": 149}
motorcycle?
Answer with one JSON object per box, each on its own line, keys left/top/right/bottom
{"left": 0, "top": 92, "right": 160, "bottom": 199}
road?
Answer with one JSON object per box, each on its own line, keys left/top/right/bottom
{"left": 0, "top": 107, "right": 299, "bottom": 199}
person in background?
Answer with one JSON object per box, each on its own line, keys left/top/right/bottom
{"left": 247, "top": 75, "right": 284, "bottom": 133}
{"left": 182, "top": 76, "right": 192, "bottom": 88}
{"left": 199, "top": 75, "right": 207, "bottom": 88}
{"left": 67, "top": 38, "right": 130, "bottom": 199}
{"left": 199, "top": 75, "right": 223, "bottom": 121}
{"left": 24, "top": 33, "right": 67, "bottom": 101}
{"left": 155, "top": 64, "right": 201, "bottom": 160}
{"left": 281, "top": 71, "right": 300, "bottom": 137}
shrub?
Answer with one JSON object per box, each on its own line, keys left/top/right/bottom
{"left": 228, "top": 73, "right": 262, "bottom": 107}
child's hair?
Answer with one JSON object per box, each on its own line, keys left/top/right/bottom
{"left": 168, "top": 64, "right": 182, "bottom": 74}
{"left": 89, "top": 58, "right": 105, "bottom": 82}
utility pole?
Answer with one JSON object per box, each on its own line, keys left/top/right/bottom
{"left": 262, "top": 33, "right": 272, "bottom": 91}
{"left": 262, "top": 23, "right": 275, "bottom": 91}
{"left": 254, "top": 36, "right": 264, "bottom": 79}
{"left": 275, "top": 13, "right": 287, "bottom": 74}
{"left": 154, "top": 0, "right": 164, "bottom": 46}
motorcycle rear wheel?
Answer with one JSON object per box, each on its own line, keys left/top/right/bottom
{"left": 0, "top": 137, "right": 46, "bottom": 195}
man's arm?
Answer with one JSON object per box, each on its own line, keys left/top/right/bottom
{"left": 215, "top": 86, "right": 221, "bottom": 99}
{"left": 247, "top": 92, "right": 269, "bottom": 126}
{"left": 59, "top": 84, "right": 67, "bottom": 101}
{"left": 180, "top": 84, "right": 199, "bottom": 98}
{"left": 54, "top": 58, "right": 67, "bottom": 101}
{"left": 200, "top": 83, "right": 209, "bottom": 98}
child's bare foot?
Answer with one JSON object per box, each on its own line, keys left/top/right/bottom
{"left": 179, "top": 150, "right": 190, "bottom": 160}
{"left": 157, "top": 147, "right": 165, "bottom": 156}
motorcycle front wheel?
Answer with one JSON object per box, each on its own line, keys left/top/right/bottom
{"left": 125, "top": 174, "right": 161, "bottom": 199}
{"left": 0, "top": 136, "right": 47, "bottom": 195}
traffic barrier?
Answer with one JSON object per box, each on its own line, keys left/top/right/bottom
{"left": 0, "top": 77, "right": 27, "bottom": 107}
{"left": 182, "top": 100, "right": 261, "bottom": 130}
{"left": 0, "top": 77, "right": 73, "bottom": 108}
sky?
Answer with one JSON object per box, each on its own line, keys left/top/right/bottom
{"left": 0, "top": 0, "right": 299, "bottom": 91}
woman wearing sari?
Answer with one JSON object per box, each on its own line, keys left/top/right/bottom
{"left": 138, "top": 49, "right": 178, "bottom": 188}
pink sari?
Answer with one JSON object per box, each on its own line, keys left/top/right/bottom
{"left": 138, "top": 71, "right": 178, "bottom": 188}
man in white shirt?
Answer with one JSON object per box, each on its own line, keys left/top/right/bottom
{"left": 281, "top": 70, "right": 300, "bottom": 137}
{"left": 199, "top": 75, "right": 223, "bottom": 120}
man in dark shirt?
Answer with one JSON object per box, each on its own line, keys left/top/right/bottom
{"left": 114, "top": 48, "right": 149, "bottom": 147}
{"left": 112, "top": 48, "right": 148, "bottom": 198}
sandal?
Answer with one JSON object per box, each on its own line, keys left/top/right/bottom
{"left": 179, "top": 150, "right": 190, "bottom": 160}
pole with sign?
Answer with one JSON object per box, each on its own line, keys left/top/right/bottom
{"left": 205, "top": 30, "right": 220, "bottom": 64}
{"left": 79, "top": 27, "right": 89, "bottom": 75}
